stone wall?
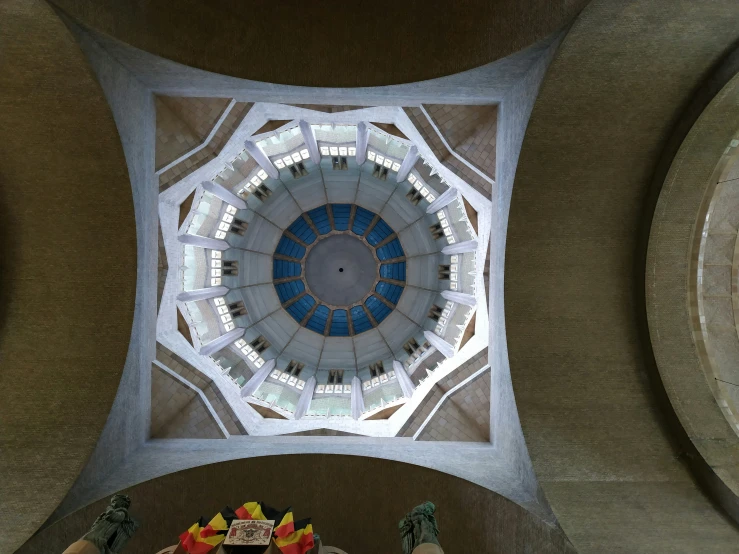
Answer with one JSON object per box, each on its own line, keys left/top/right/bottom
{"left": 158, "top": 101, "right": 253, "bottom": 191}
{"left": 417, "top": 371, "right": 490, "bottom": 442}
{"left": 403, "top": 107, "right": 493, "bottom": 197}
{"left": 398, "top": 348, "right": 488, "bottom": 437}
{"left": 425, "top": 104, "right": 497, "bottom": 181}
{"left": 156, "top": 343, "right": 246, "bottom": 435}
{"left": 155, "top": 96, "right": 230, "bottom": 170}
{"left": 150, "top": 364, "right": 223, "bottom": 439}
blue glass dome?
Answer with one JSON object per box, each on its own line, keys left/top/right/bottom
{"left": 273, "top": 203, "right": 406, "bottom": 336}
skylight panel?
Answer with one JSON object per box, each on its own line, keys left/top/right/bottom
{"left": 257, "top": 169, "right": 268, "bottom": 180}
{"left": 282, "top": 155, "right": 293, "bottom": 166}
{"left": 291, "top": 152, "right": 302, "bottom": 163}
{"left": 338, "top": 147, "right": 347, "bottom": 156}
{"left": 376, "top": 155, "right": 385, "bottom": 165}
{"left": 226, "top": 205, "right": 237, "bottom": 215}
{"left": 300, "top": 149, "right": 310, "bottom": 159}
{"left": 383, "top": 158, "right": 393, "bottom": 168}
{"left": 348, "top": 147, "right": 356, "bottom": 156}
{"left": 274, "top": 159, "right": 286, "bottom": 169}
{"left": 391, "top": 162, "right": 401, "bottom": 171}
{"left": 215, "top": 230, "right": 227, "bottom": 239}
{"left": 408, "top": 174, "right": 417, "bottom": 184}
{"left": 367, "top": 151, "right": 376, "bottom": 161}
{"left": 320, "top": 146, "right": 330, "bottom": 156}
{"left": 329, "top": 146, "right": 339, "bottom": 156}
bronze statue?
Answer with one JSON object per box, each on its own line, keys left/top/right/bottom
{"left": 80, "top": 494, "right": 139, "bottom": 553}
{"left": 399, "top": 501, "right": 441, "bottom": 554}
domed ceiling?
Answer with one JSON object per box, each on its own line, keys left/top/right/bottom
{"left": 275, "top": 204, "right": 406, "bottom": 336}
{"left": 161, "top": 104, "right": 490, "bottom": 433}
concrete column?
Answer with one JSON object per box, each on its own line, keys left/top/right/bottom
{"left": 198, "top": 327, "right": 245, "bottom": 357}
{"left": 178, "top": 233, "right": 229, "bottom": 251}
{"left": 442, "top": 240, "right": 478, "bottom": 255}
{"left": 423, "top": 330, "right": 456, "bottom": 359}
{"left": 244, "top": 140, "right": 279, "bottom": 179}
{"left": 356, "top": 122, "right": 370, "bottom": 165}
{"left": 396, "top": 146, "right": 419, "bottom": 183}
{"left": 441, "top": 290, "right": 477, "bottom": 307}
{"left": 426, "top": 187, "right": 459, "bottom": 214}
{"left": 393, "top": 360, "right": 416, "bottom": 398}
{"left": 351, "top": 376, "right": 365, "bottom": 419}
{"left": 294, "top": 376, "right": 317, "bottom": 419}
{"left": 176, "top": 286, "right": 229, "bottom": 302}
{"left": 239, "top": 358, "right": 275, "bottom": 398}
{"left": 298, "top": 120, "right": 321, "bottom": 164}
{"left": 201, "top": 180, "right": 247, "bottom": 209}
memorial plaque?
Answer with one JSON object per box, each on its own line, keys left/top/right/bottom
{"left": 224, "top": 520, "right": 275, "bottom": 547}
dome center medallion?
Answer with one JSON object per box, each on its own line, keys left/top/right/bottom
{"left": 305, "top": 234, "right": 376, "bottom": 306}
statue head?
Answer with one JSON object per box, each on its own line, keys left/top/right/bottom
{"left": 110, "top": 494, "right": 131, "bottom": 510}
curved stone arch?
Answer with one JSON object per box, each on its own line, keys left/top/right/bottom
{"left": 694, "top": 140, "right": 739, "bottom": 430}
{"left": 646, "top": 66, "right": 739, "bottom": 520}
{"left": 505, "top": 0, "right": 739, "bottom": 551}
{"left": 0, "top": 2, "right": 138, "bottom": 552}
{"left": 50, "top": 0, "right": 587, "bottom": 87}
